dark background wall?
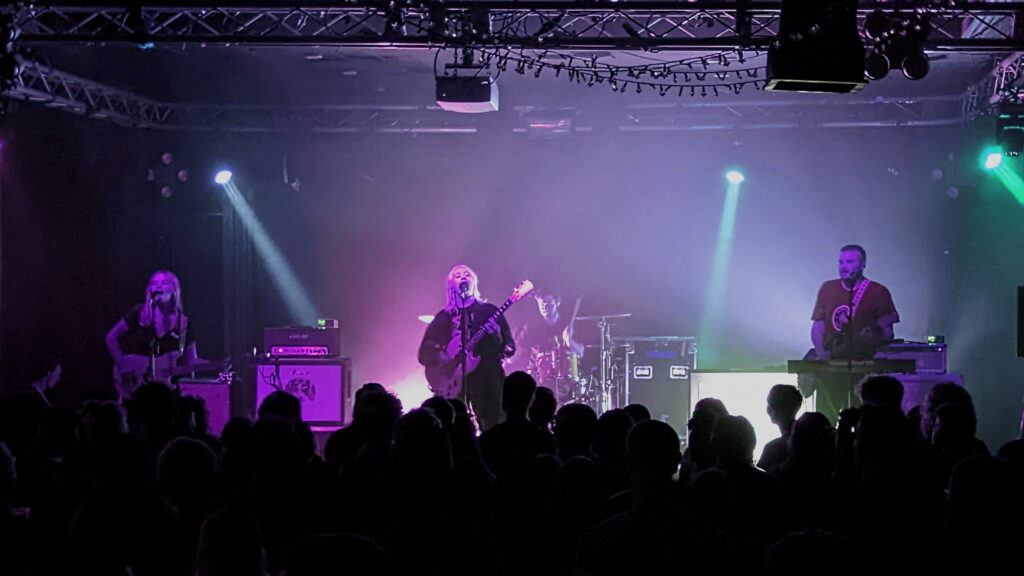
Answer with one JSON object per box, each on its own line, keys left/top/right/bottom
{"left": 0, "top": 108, "right": 224, "bottom": 405}
{"left": 2, "top": 106, "right": 1021, "bottom": 446}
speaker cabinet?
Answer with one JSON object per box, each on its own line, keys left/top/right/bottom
{"left": 179, "top": 379, "right": 231, "bottom": 437}
{"left": 891, "top": 372, "right": 964, "bottom": 414}
{"left": 625, "top": 337, "right": 697, "bottom": 434}
{"left": 255, "top": 358, "right": 352, "bottom": 426}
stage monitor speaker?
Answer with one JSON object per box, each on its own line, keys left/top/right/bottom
{"left": 625, "top": 337, "right": 697, "bottom": 434}
{"left": 1018, "top": 286, "right": 1023, "bottom": 358}
{"left": 890, "top": 372, "right": 964, "bottom": 415}
{"left": 179, "top": 379, "right": 231, "bottom": 437}
{"left": 255, "top": 358, "right": 352, "bottom": 426}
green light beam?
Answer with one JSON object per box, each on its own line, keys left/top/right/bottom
{"left": 698, "top": 180, "right": 742, "bottom": 367}
{"left": 993, "top": 163, "right": 1024, "bottom": 207}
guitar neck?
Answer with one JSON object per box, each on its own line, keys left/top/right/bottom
{"left": 464, "top": 298, "right": 514, "bottom": 350}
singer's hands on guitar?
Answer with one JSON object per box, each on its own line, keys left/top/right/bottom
{"left": 483, "top": 319, "right": 500, "bottom": 334}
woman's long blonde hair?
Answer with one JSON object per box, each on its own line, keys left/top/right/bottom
{"left": 444, "top": 265, "right": 483, "bottom": 315}
{"left": 139, "top": 270, "right": 184, "bottom": 328}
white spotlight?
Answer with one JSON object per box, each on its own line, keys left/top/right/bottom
{"left": 726, "top": 170, "right": 745, "bottom": 184}
{"left": 214, "top": 170, "right": 233, "bottom": 185}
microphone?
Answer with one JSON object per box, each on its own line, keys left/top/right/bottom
{"left": 844, "top": 270, "right": 860, "bottom": 288}
{"left": 458, "top": 281, "right": 470, "bottom": 298}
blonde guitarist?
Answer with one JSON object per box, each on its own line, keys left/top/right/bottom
{"left": 106, "top": 270, "right": 198, "bottom": 400}
{"left": 418, "top": 265, "right": 519, "bottom": 432}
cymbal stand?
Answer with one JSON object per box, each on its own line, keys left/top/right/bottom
{"left": 597, "top": 317, "right": 613, "bottom": 414}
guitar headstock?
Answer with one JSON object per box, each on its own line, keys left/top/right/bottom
{"left": 510, "top": 280, "right": 535, "bottom": 302}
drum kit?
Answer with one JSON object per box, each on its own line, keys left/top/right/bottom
{"left": 526, "top": 312, "right": 634, "bottom": 413}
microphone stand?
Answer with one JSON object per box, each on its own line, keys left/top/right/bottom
{"left": 843, "top": 275, "right": 857, "bottom": 410}
{"left": 148, "top": 296, "right": 158, "bottom": 385}
{"left": 458, "top": 292, "right": 470, "bottom": 411}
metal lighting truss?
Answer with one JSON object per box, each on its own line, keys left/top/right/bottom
{"left": 6, "top": 59, "right": 971, "bottom": 132}
{"left": 11, "top": 60, "right": 180, "bottom": 126}
{"left": 1, "top": 2, "right": 1021, "bottom": 130}
{"left": 3, "top": 2, "right": 1022, "bottom": 51}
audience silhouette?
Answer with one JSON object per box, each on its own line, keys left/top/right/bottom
{"left": 757, "top": 384, "right": 803, "bottom": 475}
{"left": 0, "top": 372, "right": 1018, "bottom": 576}
{"left": 576, "top": 419, "right": 734, "bottom": 575}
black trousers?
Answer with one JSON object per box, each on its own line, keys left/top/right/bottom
{"left": 466, "top": 362, "right": 504, "bottom": 432}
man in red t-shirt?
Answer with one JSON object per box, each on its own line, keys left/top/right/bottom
{"left": 809, "top": 245, "right": 899, "bottom": 419}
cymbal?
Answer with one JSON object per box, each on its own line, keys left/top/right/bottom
{"left": 574, "top": 313, "right": 632, "bottom": 321}
{"left": 614, "top": 336, "right": 695, "bottom": 342}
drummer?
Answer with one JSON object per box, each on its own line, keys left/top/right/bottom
{"left": 511, "top": 291, "right": 585, "bottom": 401}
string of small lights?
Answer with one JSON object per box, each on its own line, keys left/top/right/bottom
{"left": 463, "top": 46, "right": 769, "bottom": 97}
{"left": 383, "top": 1, "right": 770, "bottom": 98}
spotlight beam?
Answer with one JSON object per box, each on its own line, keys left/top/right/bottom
{"left": 699, "top": 176, "right": 744, "bottom": 367}
{"left": 992, "top": 163, "right": 1024, "bottom": 207}
{"left": 221, "top": 179, "right": 320, "bottom": 324}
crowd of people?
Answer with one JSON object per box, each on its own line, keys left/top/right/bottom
{"left": 0, "top": 371, "right": 1022, "bottom": 576}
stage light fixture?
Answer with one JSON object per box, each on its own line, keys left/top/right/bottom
{"left": 214, "top": 170, "right": 233, "bottom": 184}
{"left": 436, "top": 75, "right": 498, "bottom": 113}
{"left": 864, "top": 52, "right": 890, "bottom": 81}
{"left": 863, "top": 11, "right": 931, "bottom": 83}
{"left": 863, "top": 10, "right": 890, "bottom": 40}
{"left": 436, "top": 49, "right": 498, "bottom": 113}
{"left": 766, "top": 0, "right": 866, "bottom": 93}
{"left": 901, "top": 52, "right": 930, "bottom": 81}
{"left": 0, "top": 13, "right": 20, "bottom": 91}
{"left": 997, "top": 103, "right": 1024, "bottom": 157}
{"left": 0, "top": 50, "right": 21, "bottom": 89}
{"left": 984, "top": 152, "right": 1004, "bottom": 170}
{"left": 726, "top": 170, "right": 745, "bottom": 184}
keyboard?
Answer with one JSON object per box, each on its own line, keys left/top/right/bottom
{"left": 787, "top": 358, "right": 916, "bottom": 375}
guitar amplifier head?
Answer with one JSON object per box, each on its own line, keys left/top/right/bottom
{"left": 263, "top": 326, "right": 341, "bottom": 357}
{"left": 875, "top": 342, "right": 947, "bottom": 374}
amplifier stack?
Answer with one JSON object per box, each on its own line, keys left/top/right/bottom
{"left": 257, "top": 324, "right": 351, "bottom": 426}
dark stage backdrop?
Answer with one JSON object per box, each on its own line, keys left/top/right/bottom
{"left": 2, "top": 108, "right": 1021, "bottom": 445}
{"left": 0, "top": 109, "right": 223, "bottom": 405}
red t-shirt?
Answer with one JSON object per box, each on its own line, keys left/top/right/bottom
{"left": 812, "top": 279, "right": 899, "bottom": 358}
